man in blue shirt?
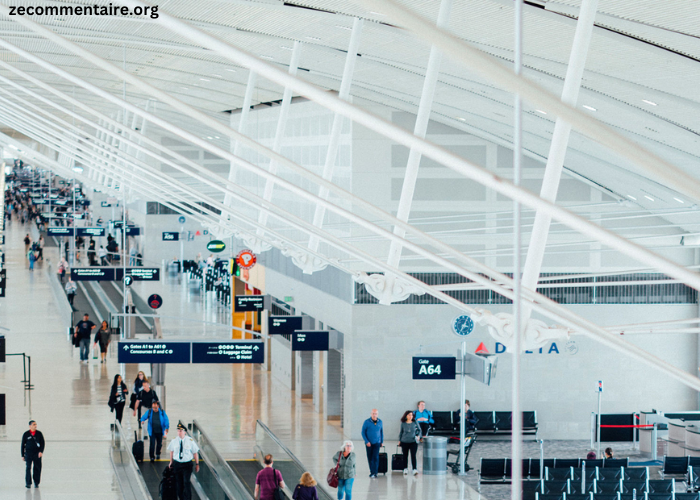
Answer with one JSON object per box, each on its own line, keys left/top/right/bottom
{"left": 361, "top": 409, "right": 383, "bottom": 478}
{"left": 414, "top": 400, "right": 434, "bottom": 438}
{"left": 140, "top": 401, "right": 169, "bottom": 462}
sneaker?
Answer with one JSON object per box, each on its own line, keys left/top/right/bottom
{"left": 403, "top": 469, "right": 408, "bottom": 475}
{"left": 26, "top": 485, "right": 31, "bottom": 489}
{"left": 413, "top": 470, "right": 418, "bottom": 476}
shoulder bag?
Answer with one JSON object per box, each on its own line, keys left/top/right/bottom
{"left": 327, "top": 453, "right": 341, "bottom": 488}
{"left": 272, "top": 468, "right": 285, "bottom": 500}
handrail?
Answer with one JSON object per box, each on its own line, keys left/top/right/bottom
{"left": 111, "top": 420, "right": 152, "bottom": 500}
{"left": 255, "top": 420, "right": 307, "bottom": 472}
{"left": 192, "top": 419, "right": 253, "bottom": 500}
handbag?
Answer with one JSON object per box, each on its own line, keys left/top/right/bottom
{"left": 327, "top": 453, "right": 341, "bottom": 488}
{"left": 272, "top": 468, "right": 285, "bottom": 500}
{"left": 129, "top": 392, "right": 138, "bottom": 410}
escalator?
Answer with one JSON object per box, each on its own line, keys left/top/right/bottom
{"left": 137, "top": 459, "right": 202, "bottom": 500}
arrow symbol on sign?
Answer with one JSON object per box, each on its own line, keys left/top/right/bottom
{"left": 123, "top": 345, "right": 129, "bottom": 350}
{"left": 253, "top": 346, "right": 259, "bottom": 350}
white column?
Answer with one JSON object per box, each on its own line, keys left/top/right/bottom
{"left": 379, "top": 0, "right": 452, "bottom": 304}
{"left": 224, "top": 70, "right": 257, "bottom": 208}
{"left": 521, "top": 0, "right": 599, "bottom": 319}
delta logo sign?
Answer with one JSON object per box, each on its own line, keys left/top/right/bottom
{"left": 487, "top": 340, "right": 579, "bottom": 355}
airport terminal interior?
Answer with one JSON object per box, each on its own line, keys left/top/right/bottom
{"left": 1, "top": 0, "right": 700, "bottom": 499}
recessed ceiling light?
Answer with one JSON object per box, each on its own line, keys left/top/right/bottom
{"left": 259, "top": 55, "right": 274, "bottom": 60}
{"left": 280, "top": 46, "right": 294, "bottom": 51}
{"left": 644, "top": 195, "right": 655, "bottom": 201}
{"left": 305, "top": 37, "right": 321, "bottom": 41}
{"left": 225, "top": 69, "right": 237, "bottom": 72}
{"left": 214, "top": 136, "right": 220, "bottom": 139}
{"left": 207, "top": 136, "right": 213, "bottom": 140}
{"left": 642, "top": 100, "right": 657, "bottom": 106}
{"left": 369, "top": 11, "right": 384, "bottom": 15}
{"left": 583, "top": 105, "right": 597, "bottom": 111}
{"left": 626, "top": 195, "right": 637, "bottom": 200}
{"left": 199, "top": 78, "right": 210, "bottom": 82}
{"left": 212, "top": 74, "right": 222, "bottom": 78}
{"left": 456, "top": 117, "right": 466, "bottom": 121}
{"left": 535, "top": 110, "right": 547, "bottom": 115}
{"left": 335, "top": 25, "right": 352, "bottom": 30}
{"left": 674, "top": 197, "right": 685, "bottom": 204}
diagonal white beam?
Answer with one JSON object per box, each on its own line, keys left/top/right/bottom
{"left": 224, "top": 69, "right": 256, "bottom": 208}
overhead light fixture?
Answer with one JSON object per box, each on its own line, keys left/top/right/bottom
{"left": 72, "top": 166, "right": 83, "bottom": 173}
{"left": 456, "top": 117, "right": 466, "bottom": 121}
{"left": 535, "top": 110, "right": 547, "bottom": 115}
{"left": 583, "top": 105, "right": 597, "bottom": 111}
{"left": 225, "top": 68, "right": 237, "bottom": 72}
{"left": 280, "top": 46, "right": 294, "bottom": 51}
{"left": 207, "top": 136, "right": 213, "bottom": 140}
{"left": 8, "top": 145, "right": 17, "bottom": 150}
{"left": 642, "top": 100, "right": 657, "bottom": 106}
{"left": 212, "top": 74, "right": 222, "bottom": 78}
{"left": 305, "top": 37, "right": 321, "bottom": 41}
{"left": 259, "top": 55, "right": 274, "bottom": 60}
{"left": 674, "top": 197, "right": 685, "bottom": 204}
{"left": 214, "top": 136, "right": 220, "bottom": 139}
{"left": 644, "top": 195, "right": 654, "bottom": 201}
{"left": 335, "top": 25, "right": 352, "bottom": 30}
{"left": 626, "top": 195, "right": 637, "bottom": 200}
{"left": 199, "top": 78, "right": 210, "bottom": 82}
{"left": 369, "top": 11, "right": 384, "bottom": 15}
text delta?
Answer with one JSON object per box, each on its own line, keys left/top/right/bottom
{"left": 495, "top": 342, "right": 560, "bottom": 354}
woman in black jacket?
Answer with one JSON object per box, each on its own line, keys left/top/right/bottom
{"left": 108, "top": 374, "right": 128, "bottom": 423}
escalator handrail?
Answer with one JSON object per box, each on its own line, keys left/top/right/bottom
{"left": 111, "top": 420, "right": 153, "bottom": 500}
{"left": 255, "top": 420, "right": 308, "bottom": 474}
{"left": 192, "top": 419, "right": 254, "bottom": 500}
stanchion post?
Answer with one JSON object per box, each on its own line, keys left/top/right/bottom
{"left": 539, "top": 439, "right": 544, "bottom": 480}
{"left": 459, "top": 339, "right": 466, "bottom": 475}
{"left": 581, "top": 460, "right": 586, "bottom": 492}
{"left": 652, "top": 423, "right": 658, "bottom": 462}
{"left": 597, "top": 381, "right": 603, "bottom": 457}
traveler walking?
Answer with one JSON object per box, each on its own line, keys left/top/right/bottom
{"left": 88, "top": 238, "right": 96, "bottom": 266}
{"left": 65, "top": 278, "right": 77, "bottom": 310}
{"left": 361, "top": 409, "right": 383, "bottom": 478}
{"left": 133, "top": 381, "right": 159, "bottom": 431}
{"left": 332, "top": 441, "right": 356, "bottom": 500}
{"left": 254, "top": 454, "right": 285, "bottom": 500}
{"left": 98, "top": 245, "right": 107, "bottom": 265}
{"left": 140, "top": 401, "right": 169, "bottom": 461}
{"left": 28, "top": 248, "right": 36, "bottom": 271}
{"left": 94, "top": 320, "right": 111, "bottom": 363}
{"left": 21, "top": 420, "right": 45, "bottom": 489}
{"left": 414, "top": 400, "right": 434, "bottom": 439}
{"left": 167, "top": 423, "right": 200, "bottom": 500}
{"left": 74, "top": 313, "right": 96, "bottom": 363}
{"left": 130, "top": 371, "right": 146, "bottom": 415}
{"left": 108, "top": 374, "right": 128, "bottom": 423}
{"left": 58, "top": 257, "right": 69, "bottom": 283}
{"left": 398, "top": 411, "right": 421, "bottom": 475}
{"left": 292, "top": 472, "right": 319, "bottom": 500}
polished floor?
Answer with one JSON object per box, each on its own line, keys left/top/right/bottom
{"left": 0, "top": 218, "right": 480, "bottom": 499}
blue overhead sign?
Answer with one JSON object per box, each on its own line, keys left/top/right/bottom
{"left": 292, "top": 331, "right": 329, "bottom": 351}
{"left": 118, "top": 341, "right": 191, "bottom": 364}
{"left": 268, "top": 316, "right": 303, "bottom": 335}
{"left": 71, "top": 268, "right": 115, "bottom": 281}
{"left": 191, "top": 342, "right": 264, "bottom": 363}
{"left": 125, "top": 226, "right": 141, "bottom": 236}
{"left": 234, "top": 296, "right": 265, "bottom": 312}
{"left": 412, "top": 356, "right": 457, "bottom": 380}
{"left": 77, "top": 227, "right": 106, "bottom": 237}
{"left": 48, "top": 227, "right": 74, "bottom": 236}
{"left": 162, "top": 231, "right": 179, "bottom": 241}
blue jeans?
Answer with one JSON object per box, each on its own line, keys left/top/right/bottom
{"left": 366, "top": 443, "right": 381, "bottom": 475}
{"left": 79, "top": 338, "right": 90, "bottom": 360}
{"left": 337, "top": 478, "right": 354, "bottom": 500}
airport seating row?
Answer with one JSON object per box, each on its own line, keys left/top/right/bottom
{"left": 429, "top": 410, "right": 538, "bottom": 437}
{"left": 480, "top": 458, "right": 634, "bottom": 484}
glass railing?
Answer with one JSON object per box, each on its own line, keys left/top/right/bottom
{"left": 192, "top": 420, "right": 253, "bottom": 500}
{"left": 110, "top": 420, "right": 152, "bottom": 500}
{"left": 254, "top": 420, "right": 334, "bottom": 500}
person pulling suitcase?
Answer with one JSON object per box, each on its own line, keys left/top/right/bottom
{"left": 361, "top": 409, "right": 383, "bottom": 478}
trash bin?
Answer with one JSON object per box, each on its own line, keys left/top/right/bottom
{"left": 423, "top": 436, "right": 447, "bottom": 475}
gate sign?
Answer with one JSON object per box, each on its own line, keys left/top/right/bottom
{"left": 118, "top": 341, "right": 190, "bottom": 363}
{"left": 162, "top": 231, "right": 179, "bottom": 241}
{"left": 206, "top": 240, "right": 226, "bottom": 253}
{"left": 77, "top": 227, "right": 106, "bottom": 237}
{"left": 236, "top": 249, "right": 257, "bottom": 270}
{"left": 412, "top": 356, "right": 457, "bottom": 380}
{"left": 234, "top": 295, "right": 265, "bottom": 312}
{"left": 292, "top": 331, "right": 329, "bottom": 351}
{"left": 191, "top": 341, "right": 264, "bottom": 363}
{"left": 147, "top": 294, "right": 163, "bottom": 309}
{"left": 268, "top": 316, "right": 303, "bottom": 335}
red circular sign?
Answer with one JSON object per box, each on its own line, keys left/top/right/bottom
{"left": 236, "top": 249, "right": 257, "bottom": 270}
{"left": 148, "top": 294, "right": 163, "bottom": 309}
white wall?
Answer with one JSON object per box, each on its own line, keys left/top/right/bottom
{"left": 271, "top": 336, "right": 294, "bottom": 390}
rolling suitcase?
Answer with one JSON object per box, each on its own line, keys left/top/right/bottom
{"left": 378, "top": 446, "right": 388, "bottom": 475}
{"left": 391, "top": 445, "right": 405, "bottom": 472}
{"left": 160, "top": 466, "right": 178, "bottom": 500}
{"left": 132, "top": 431, "right": 144, "bottom": 462}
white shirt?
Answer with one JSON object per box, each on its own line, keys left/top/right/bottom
{"left": 167, "top": 435, "right": 200, "bottom": 463}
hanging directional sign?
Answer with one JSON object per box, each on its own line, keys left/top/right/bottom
{"left": 412, "top": 356, "right": 457, "bottom": 380}
{"left": 147, "top": 294, "right": 163, "bottom": 309}
{"left": 191, "top": 341, "right": 264, "bottom": 363}
{"left": 268, "top": 316, "right": 303, "bottom": 335}
{"left": 71, "top": 268, "right": 115, "bottom": 281}
{"left": 125, "top": 226, "right": 141, "bottom": 236}
{"left": 122, "top": 268, "right": 160, "bottom": 281}
{"left": 47, "top": 227, "right": 75, "bottom": 236}
{"left": 236, "top": 249, "right": 257, "bottom": 270}
{"left": 162, "top": 231, "right": 179, "bottom": 241}
{"left": 118, "top": 341, "right": 190, "bottom": 363}
{"left": 234, "top": 295, "right": 265, "bottom": 312}
{"left": 292, "top": 331, "right": 329, "bottom": 351}
{"left": 206, "top": 240, "right": 226, "bottom": 253}
{"left": 77, "top": 227, "right": 106, "bottom": 237}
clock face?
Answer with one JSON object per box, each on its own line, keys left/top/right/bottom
{"left": 452, "top": 315, "right": 474, "bottom": 337}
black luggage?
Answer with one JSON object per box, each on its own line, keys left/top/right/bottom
{"left": 391, "top": 446, "right": 404, "bottom": 472}
{"left": 378, "top": 446, "right": 388, "bottom": 475}
{"left": 160, "top": 466, "right": 178, "bottom": 500}
{"left": 132, "top": 431, "right": 144, "bottom": 462}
